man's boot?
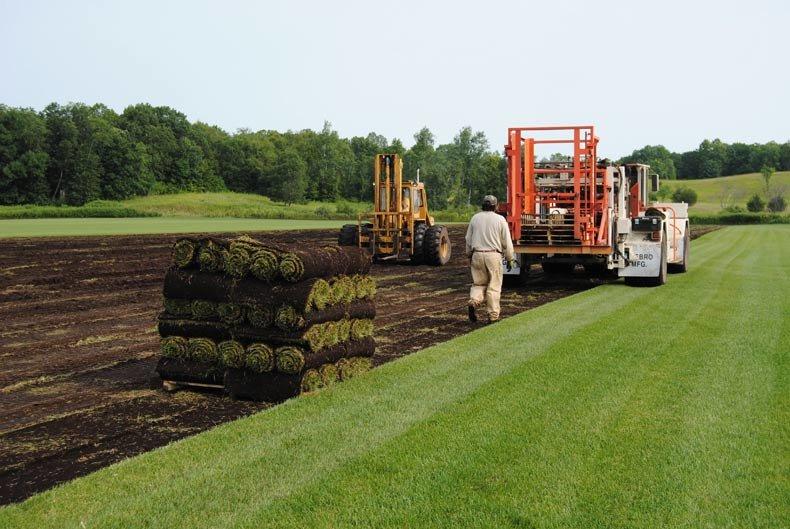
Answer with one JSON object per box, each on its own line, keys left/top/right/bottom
{"left": 467, "top": 303, "right": 478, "bottom": 322}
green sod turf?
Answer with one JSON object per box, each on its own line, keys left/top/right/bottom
{"left": 0, "top": 217, "right": 347, "bottom": 238}
{"left": 1, "top": 225, "right": 787, "bottom": 528}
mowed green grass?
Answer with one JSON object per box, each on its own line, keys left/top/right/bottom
{"left": 0, "top": 217, "right": 347, "bottom": 238}
{"left": 2, "top": 226, "right": 787, "bottom": 528}
{"left": 674, "top": 171, "right": 790, "bottom": 214}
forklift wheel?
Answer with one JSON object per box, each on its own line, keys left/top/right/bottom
{"left": 338, "top": 224, "right": 357, "bottom": 246}
{"left": 410, "top": 223, "right": 428, "bottom": 265}
{"left": 424, "top": 225, "right": 451, "bottom": 266}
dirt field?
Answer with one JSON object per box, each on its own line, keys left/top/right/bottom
{"left": 0, "top": 225, "right": 716, "bottom": 504}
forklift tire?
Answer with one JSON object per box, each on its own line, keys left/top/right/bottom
{"left": 541, "top": 262, "right": 575, "bottom": 275}
{"left": 338, "top": 224, "right": 357, "bottom": 246}
{"left": 423, "top": 225, "right": 452, "bottom": 266}
{"left": 410, "top": 223, "right": 428, "bottom": 265}
{"left": 668, "top": 226, "right": 689, "bottom": 273}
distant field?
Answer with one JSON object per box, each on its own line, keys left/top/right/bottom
{"left": 0, "top": 217, "right": 346, "bottom": 238}
{"left": 671, "top": 171, "right": 790, "bottom": 214}
{"left": 120, "top": 192, "right": 369, "bottom": 219}
{"left": 2, "top": 225, "right": 787, "bottom": 528}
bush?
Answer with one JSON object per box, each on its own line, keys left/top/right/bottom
{"left": 767, "top": 195, "right": 787, "bottom": 213}
{"left": 746, "top": 194, "right": 765, "bottom": 212}
{"left": 672, "top": 187, "right": 698, "bottom": 206}
{"left": 0, "top": 204, "right": 160, "bottom": 219}
{"left": 690, "top": 212, "right": 790, "bottom": 225}
{"left": 723, "top": 205, "right": 745, "bottom": 213}
{"left": 335, "top": 201, "right": 361, "bottom": 219}
{"left": 314, "top": 205, "right": 332, "bottom": 219}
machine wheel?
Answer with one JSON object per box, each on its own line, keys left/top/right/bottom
{"left": 583, "top": 262, "right": 617, "bottom": 278}
{"left": 668, "top": 226, "right": 689, "bottom": 273}
{"left": 410, "top": 222, "right": 428, "bottom": 265}
{"left": 423, "top": 225, "right": 452, "bottom": 266}
{"left": 338, "top": 224, "right": 357, "bottom": 246}
{"left": 504, "top": 257, "right": 531, "bottom": 287}
{"left": 541, "top": 261, "right": 575, "bottom": 275}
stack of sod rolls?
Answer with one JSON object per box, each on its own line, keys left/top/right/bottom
{"left": 156, "top": 235, "right": 376, "bottom": 401}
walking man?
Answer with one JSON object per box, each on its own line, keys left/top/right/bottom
{"left": 465, "top": 195, "right": 515, "bottom": 323}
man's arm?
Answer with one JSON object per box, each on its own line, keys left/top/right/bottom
{"left": 465, "top": 220, "right": 474, "bottom": 256}
{"left": 500, "top": 217, "right": 515, "bottom": 261}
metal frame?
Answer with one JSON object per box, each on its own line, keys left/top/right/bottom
{"left": 503, "top": 125, "right": 610, "bottom": 253}
{"left": 360, "top": 154, "right": 432, "bottom": 258}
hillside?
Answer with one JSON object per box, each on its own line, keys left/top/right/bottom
{"left": 668, "top": 171, "right": 790, "bottom": 214}
{"left": 2, "top": 226, "right": 786, "bottom": 528}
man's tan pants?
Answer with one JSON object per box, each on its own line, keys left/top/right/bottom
{"left": 469, "top": 252, "right": 503, "bottom": 320}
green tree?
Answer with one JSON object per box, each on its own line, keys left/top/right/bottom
{"left": 619, "top": 145, "right": 677, "bottom": 179}
{"left": 403, "top": 127, "right": 435, "bottom": 182}
{"left": 347, "top": 132, "right": 387, "bottom": 201}
{"left": 449, "top": 126, "right": 489, "bottom": 206}
{"left": 761, "top": 165, "right": 774, "bottom": 197}
{"left": 270, "top": 148, "right": 307, "bottom": 204}
{"left": 220, "top": 132, "right": 275, "bottom": 193}
{"left": 0, "top": 106, "right": 50, "bottom": 204}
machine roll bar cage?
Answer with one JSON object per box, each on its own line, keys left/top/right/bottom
{"left": 503, "top": 125, "right": 610, "bottom": 250}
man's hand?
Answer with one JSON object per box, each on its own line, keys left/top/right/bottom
{"left": 506, "top": 259, "right": 515, "bottom": 272}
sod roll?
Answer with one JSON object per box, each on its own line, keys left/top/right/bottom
{"left": 198, "top": 239, "right": 228, "bottom": 273}
{"left": 191, "top": 300, "right": 218, "bottom": 320}
{"left": 300, "top": 369, "right": 324, "bottom": 392}
{"left": 158, "top": 318, "right": 231, "bottom": 342}
{"left": 163, "top": 298, "right": 193, "bottom": 318}
{"left": 224, "top": 368, "right": 301, "bottom": 402}
{"left": 273, "top": 299, "right": 376, "bottom": 331}
{"left": 224, "top": 241, "right": 253, "bottom": 278}
{"left": 350, "top": 318, "right": 375, "bottom": 341}
{"left": 279, "top": 246, "right": 371, "bottom": 282}
{"left": 246, "top": 304, "right": 274, "bottom": 329}
{"left": 217, "top": 302, "right": 245, "bottom": 325}
{"left": 249, "top": 247, "right": 281, "bottom": 282}
{"left": 275, "top": 345, "right": 306, "bottom": 374}
{"left": 245, "top": 343, "right": 275, "bottom": 373}
{"left": 161, "top": 336, "right": 188, "bottom": 359}
{"left": 219, "top": 340, "right": 246, "bottom": 368}
{"left": 338, "top": 356, "right": 373, "bottom": 380}
{"left": 188, "top": 337, "right": 219, "bottom": 364}
{"left": 164, "top": 269, "right": 336, "bottom": 312}
{"left": 291, "top": 336, "right": 375, "bottom": 372}
{"left": 172, "top": 238, "right": 199, "bottom": 268}
{"left": 319, "top": 363, "right": 339, "bottom": 387}
{"left": 156, "top": 357, "right": 224, "bottom": 386}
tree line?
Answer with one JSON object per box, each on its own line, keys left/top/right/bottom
{"left": 619, "top": 139, "right": 790, "bottom": 180}
{"left": 0, "top": 102, "right": 505, "bottom": 207}
{"left": 2, "top": 102, "right": 788, "bottom": 208}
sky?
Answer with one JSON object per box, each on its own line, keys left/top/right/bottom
{"left": 1, "top": 0, "right": 788, "bottom": 158}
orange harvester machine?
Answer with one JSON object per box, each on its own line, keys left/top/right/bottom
{"left": 502, "top": 125, "right": 625, "bottom": 254}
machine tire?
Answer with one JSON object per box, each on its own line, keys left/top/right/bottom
{"left": 410, "top": 222, "right": 428, "bottom": 265}
{"left": 541, "top": 261, "right": 575, "bottom": 275}
{"left": 423, "top": 225, "right": 452, "bottom": 266}
{"left": 338, "top": 224, "right": 357, "bottom": 246}
{"left": 504, "top": 257, "right": 531, "bottom": 287}
{"left": 668, "top": 225, "right": 689, "bottom": 273}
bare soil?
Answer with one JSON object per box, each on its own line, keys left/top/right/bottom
{"left": 0, "top": 225, "right": 717, "bottom": 504}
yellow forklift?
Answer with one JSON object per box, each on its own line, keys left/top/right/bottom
{"left": 339, "top": 154, "right": 451, "bottom": 266}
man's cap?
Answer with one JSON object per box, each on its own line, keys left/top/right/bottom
{"left": 482, "top": 195, "right": 497, "bottom": 206}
